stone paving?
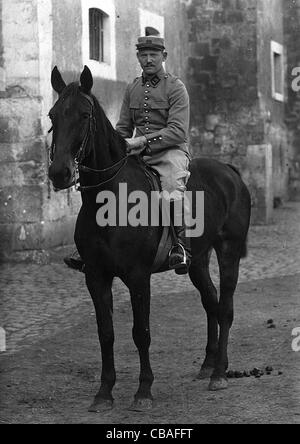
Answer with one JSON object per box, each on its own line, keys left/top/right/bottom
{"left": 0, "top": 202, "right": 299, "bottom": 355}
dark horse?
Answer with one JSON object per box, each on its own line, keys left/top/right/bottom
{"left": 48, "top": 66, "right": 251, "bottom": 412}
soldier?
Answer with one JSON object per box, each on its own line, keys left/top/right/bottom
{"left": 65, "top": 35, "right": 191, "bottom": 274}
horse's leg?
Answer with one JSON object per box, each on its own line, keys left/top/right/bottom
{"left": 209, "top": 239, "right": 241, "bottom": 391}
{"left": 189, "top": 251, "right": 219, "bottom": 380}
{"left": 126, "top": 273, "right": 154, "bottom": 412}
{"left": 85, "top": 271, "right": 116, "bottom": 412}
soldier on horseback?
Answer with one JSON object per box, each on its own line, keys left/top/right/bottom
{"left": 65, "top": 35, "right": 191, "bottom": 274}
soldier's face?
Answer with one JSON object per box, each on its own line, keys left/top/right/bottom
{"left": 137, "top": 49, "right": 167, "bottom": 75}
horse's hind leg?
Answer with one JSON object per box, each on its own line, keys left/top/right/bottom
{"left": 189, "top": 251, "right": 219, "bottom": 380}
{"left": 85, "top": 271, "right": 116, "bottom": 412}
{"left": 125, "top": 272, "right": 154, "bottom": 412}
{"left": 209, "top": 239, "right": 241, "bottom": 391}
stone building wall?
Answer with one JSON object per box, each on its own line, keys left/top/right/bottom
{"left": 284, "top": 0, "right": 300, "bottom": 199}
{"left": 0, "top": 0, "right": 81, "bottom": 262}
{"left": 186, "top": 0, "right": 259, "bottom": 167}
{"left": 257, "top": 0, "right": 288, "bottom": 201}
{"left": 185, "top": 0, "right": 289, "bottom": 222}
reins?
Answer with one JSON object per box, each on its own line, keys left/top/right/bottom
{"left": 49, "top": 90, "right": 129, "bottom": 192}
{"left": 75, "top": 157, "right": 129, "bottom": 192}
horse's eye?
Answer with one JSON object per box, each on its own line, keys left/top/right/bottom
{"left": 82, "top": 113, "right": 90, "bottom": 120}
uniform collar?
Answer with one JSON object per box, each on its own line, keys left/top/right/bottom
{"left": 142, "top": 68, "right": 167, "bottom": 87}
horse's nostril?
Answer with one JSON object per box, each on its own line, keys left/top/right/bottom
{"left": 48, "top": 165, "right": 72, "bottom": 186}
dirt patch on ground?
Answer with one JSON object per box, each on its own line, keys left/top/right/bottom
{"left": 0, "top": 274, "right": 300, "bottom": 424}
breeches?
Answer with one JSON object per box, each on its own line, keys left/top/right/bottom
{"left": 143, "top": 149, "right": 190, "bottom": 201}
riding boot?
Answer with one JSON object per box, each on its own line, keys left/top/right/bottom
{"left": 64, "top": 251, "right": 85, "bottom": 273}
{"left": 168, "top": 199, "right": 192, "bottom": 275}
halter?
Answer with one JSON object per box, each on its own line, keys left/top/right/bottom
{"left": 49, "top": 90, "right": 128, "bottom": 192}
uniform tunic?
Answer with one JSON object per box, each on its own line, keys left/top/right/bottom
{"left": 116, "top": 68, "right": 190, "bottom": 199}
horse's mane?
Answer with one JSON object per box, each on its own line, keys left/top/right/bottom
{"left": 60, "top": 82, "right": 127, "bottom": 156}
{"left": 91, "top": 92, "right": 127, "bottom": 155}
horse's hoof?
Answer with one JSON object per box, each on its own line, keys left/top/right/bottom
{"left": 88, "top": 398, "right": 114, "bottom": 413}
{"left": 128, "top": 398, "right": 153, "bottom": 412}
{"left": 197, "top": 367, "right": 214, "bottom": 380}
{"left": 209, "top": 377, "right": 228, "bottom": 391}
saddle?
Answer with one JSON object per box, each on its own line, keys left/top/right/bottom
{"left": 137, "top": 158, "right": 175, "bottom": 274}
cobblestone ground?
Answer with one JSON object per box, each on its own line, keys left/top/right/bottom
{"left": 0, "top": 202, "right": 300, "bottom": 424}
{"left": 0, "top": 202, "right": 299, "bottom": 355}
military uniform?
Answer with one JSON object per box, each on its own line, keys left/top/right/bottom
{"left": 116, "top": 67, "right": 191, "bottom": 200}
{"left": 116, "top": 35, "right": 192, "bottom": 274}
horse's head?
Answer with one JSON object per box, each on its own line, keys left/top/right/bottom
{"left": 48, "top": 66, "right": 95, "bottom": 190}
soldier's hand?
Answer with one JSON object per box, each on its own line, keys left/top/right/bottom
{"left": 125, "top": 136, "right": 148, "bottom": 156}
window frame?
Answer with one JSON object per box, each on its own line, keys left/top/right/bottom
{"left": 81, "top": 0, "right": 116, "bottom": 80}
{"left": 270, "top": 40, "right": 285, "bottom": 103}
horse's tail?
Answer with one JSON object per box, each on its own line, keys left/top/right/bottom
{"left": 240, "top": 236, "right": 248, "bottom": 259}
{"left": 226, "top": 163, "right": 242, "bottom": 177}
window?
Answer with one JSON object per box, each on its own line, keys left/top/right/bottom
{"left": 271, "top": 41, "right": 285, "bottom": 102}
{"left": 81, "top": 0, "right": 116, "bottom": 80}
{"left": 89, "top": 8, "right": 105, "bottom": 62}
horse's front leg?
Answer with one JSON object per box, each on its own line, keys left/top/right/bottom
{"left": 85, "top": 270, "right": 116, "bottom": 412}
{"left": 126, "top": 273, "right": 154, "bottom": 412}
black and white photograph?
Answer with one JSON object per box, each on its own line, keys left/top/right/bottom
{"left": 0, "top": 0, "right": 299, "bottom": 427}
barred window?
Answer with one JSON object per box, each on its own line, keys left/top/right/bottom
{"left": 89, "top": 8, "right": 105, "bottom": 62}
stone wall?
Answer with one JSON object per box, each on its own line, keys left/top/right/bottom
{"left": 284, "top": 0, "right": 300, "bottom": 200}
{"left": 184, "top": 0, "right": 289, "bottom": 223}
{"left": 257, "top": 0, "right": 288, "bottom": 201}
{"left": 0, "top": 0, "right": 80, "bottom": 262}
{"left": 185, "top": 0, "right": 259, "bottom": 169}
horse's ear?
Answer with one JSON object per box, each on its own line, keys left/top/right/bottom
{"left": 80, "top": 66, "right": 93, "bottom": 94}
{"left": 51, "top": 66, "right": 66, "bottom": 95}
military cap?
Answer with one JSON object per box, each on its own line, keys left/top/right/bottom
{"left": 136, "top": 35, "right": 165, "bottom": 51}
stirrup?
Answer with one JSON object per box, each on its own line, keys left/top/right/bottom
{"left": 169, "top": 243, "right": 188, "bottom": 268}
{"left": 169, "top": 243, "right": 191, "bottom": 275}
{"left": 169, "top": 242, "right": 187, "bottom": 266}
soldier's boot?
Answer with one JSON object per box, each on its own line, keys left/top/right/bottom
{"left": 168, "top": 199, "right": 192, "bottom": 275}
{"left": 64, "top": 251, "right": 85, "bottom": 273}
{"left": 169, "top": 224, "right": 191, "bottom": 275}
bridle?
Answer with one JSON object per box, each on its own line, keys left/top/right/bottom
{"left": 49, "top": 90, "right": 128, "bottom": 192}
